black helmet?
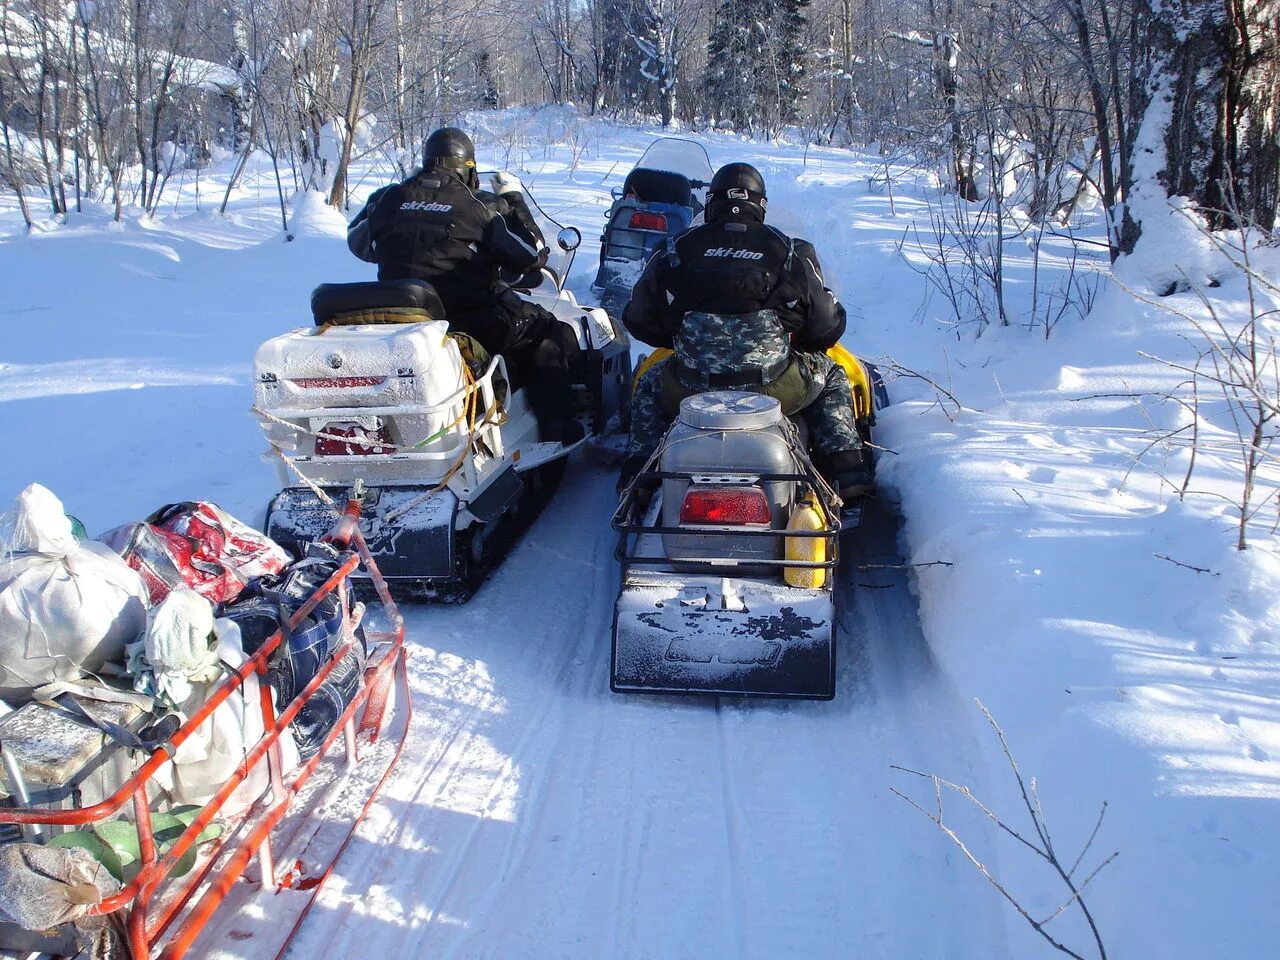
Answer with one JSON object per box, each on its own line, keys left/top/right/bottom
{"left": 424, "top": 127, "right": 477, "bottom": 188}
{"left": 707, "top": 162, "right": 767, "bottom": 224}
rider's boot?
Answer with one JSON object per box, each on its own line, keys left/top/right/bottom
{"left": 527, "top": 377, "right": 585, "bottom": 445}
{"left": 823, "top": 447, "right": 875, "bottom": 502}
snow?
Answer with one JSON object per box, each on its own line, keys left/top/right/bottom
{"left": 288, "top": 190, "right": 349, "bottom": 240}
{"left": 1, "top": 107, "right": 1277, "bottom": 958}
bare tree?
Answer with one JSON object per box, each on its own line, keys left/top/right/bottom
{"left": 893, "top": 701, "right": 1116, "bottom": 960}
{"left": 1119, "top": 214, "right": 1280, "bottom": 550}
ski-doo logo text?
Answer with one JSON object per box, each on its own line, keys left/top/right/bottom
{"left": 704, "top": 248, "right": 764, "bottom": 260}
{"left": 399, "top": 201, "right": 453, "bottom": 212}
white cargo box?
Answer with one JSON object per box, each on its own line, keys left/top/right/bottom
{"left": 254, "top": 319, "right": 465, "bottom": 414}
{"left": 254, "top": 321, "right": 502, "bottom": 488}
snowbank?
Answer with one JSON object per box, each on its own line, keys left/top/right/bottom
{"left": 288, "top": 190, "right": 348, "bottom": 241}
{"left": 869, "top": 215, "right": 1280, "bottom": 955}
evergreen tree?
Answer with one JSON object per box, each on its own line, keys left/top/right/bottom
{"left": 704, "top": 0, "right": 811, "bottom": 133}
{"left": 775, "top": 0, "right": 811, "bottom": 126}
{"left": 596, "top": 0, "right": 647, "bottom": 110}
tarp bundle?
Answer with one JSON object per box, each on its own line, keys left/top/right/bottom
{"left": 0, "top": 485, "right": 147, "bottom": 702}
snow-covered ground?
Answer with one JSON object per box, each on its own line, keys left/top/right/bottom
{"left": 2, "top": 108, "right": 1277, "bottom": 957}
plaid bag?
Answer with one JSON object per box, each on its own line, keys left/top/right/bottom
{"left": 218, "top": 544, "right": 365, "bottom": 759}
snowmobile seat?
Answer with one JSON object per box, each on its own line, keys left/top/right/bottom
{"left": 311, "top": 279, "right": 447, "bottom": 326}
{"left": 622, "top": 168, "right": 693, "bottom": 208}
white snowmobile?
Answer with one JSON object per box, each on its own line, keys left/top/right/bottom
{"left": 611, "top": 349, "right": 886, "bottom": 700}
{"left": 255, "top": 189, "right": 631, "bottom": 600}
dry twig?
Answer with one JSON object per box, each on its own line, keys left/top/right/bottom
{"left": 891, "top": 700, "right": 1115, "bottom": 959}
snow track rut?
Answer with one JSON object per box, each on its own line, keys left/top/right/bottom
{"left": 286, "top": 466, "right": 1008, "bottom": 959}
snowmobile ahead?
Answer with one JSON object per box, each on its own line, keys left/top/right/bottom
{"left": 255, "top": 187, "right": 631, "bottom": 600}
{"left": 611, "top": 348, "right": 886, "bottom": 700}
{"left": 593, "top": 138, "right": 713, "bottom": 315}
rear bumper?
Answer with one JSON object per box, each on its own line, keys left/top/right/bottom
{"left": 611, "top": 572, "right": 836, "bottom": 700}
{"left": 267, "top": 486, "right": 457, "bottom": 581}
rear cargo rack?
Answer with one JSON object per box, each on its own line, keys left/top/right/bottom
{"left": 612, "top": 468, "right": 842, "bottom": 573}
{"left": 265, "top": 354, "right": 509, "bottom": 489}
{"left": 0, "top": 498, "right": 410, "bottom": 960}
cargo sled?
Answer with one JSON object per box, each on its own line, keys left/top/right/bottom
{"left": 593, "top": 138, "right": 713, "bottom": 315}
{"left": 611, "top": 351, "right": 886, "bottom": 700}
{"left": 0, "top": 495, "right": 409, "bottom": 960}
{"left": 257, "top": 187, "right": 631, "bottom": 601}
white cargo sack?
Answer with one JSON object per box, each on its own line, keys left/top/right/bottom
{"left": 136, "top": 592, "right": 294, "bottom": 816}
{"left": 139, "top": 589, "right": 222, "bottom": 705}
{"left": 0, "top": 485, "right": 147, "bottom": 702}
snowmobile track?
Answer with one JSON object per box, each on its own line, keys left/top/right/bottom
{"left": 713, "top": 700, "right": 751, "bottom": 960}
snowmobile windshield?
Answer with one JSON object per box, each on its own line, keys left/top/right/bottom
{"left": 635, "top": 138, "right": 714, "bottom": 188}
{"left": 480, "top": 171, "right": 575, "bottom": 288}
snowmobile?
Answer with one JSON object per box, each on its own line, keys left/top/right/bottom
{"left": 592, "top": 138, "right": 714, "bottom": 315}
{"left": 255, "top": 186, "right": 631, "bottom": 600}
{"left": 611, "top": 346, "right": 887, "bottom": 700}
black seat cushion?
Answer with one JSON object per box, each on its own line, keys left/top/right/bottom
{"left": 311, "top": 279, "right": 446, "bottom": 325}
{"left": 622, "top": 168, "right": 693, "bottom": 207}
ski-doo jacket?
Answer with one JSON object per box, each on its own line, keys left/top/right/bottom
{"left": 623, "top": 219, "right": 846, "bottom": 353}
{"left": 347, "top": 168, "right": 547, "bottom": 315}
{"left": 622, "top": 218, "right": 846, "bottom": 389}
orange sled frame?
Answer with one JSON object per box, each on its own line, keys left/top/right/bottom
{"left": 0, "top": 497, "right": 410, "bottom": 960}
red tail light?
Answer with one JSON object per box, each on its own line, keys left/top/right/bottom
{"left": 680, "top": 486, "right": 771, "bottom": 525}
{"left": 628, "top": 211, "right": 668, "bottom": 231}
{"left": 290, "top": 376, "right": 386, "bottom": 389}
{"left": 315, "top": 422, "right": 394, "bottom": 456}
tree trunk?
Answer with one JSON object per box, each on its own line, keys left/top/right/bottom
{"left": 0, "top": 74, "right": 34, "bottom": 230}
{"left": 1064, "top": 0, "right": 1121, "bottom": 258}
{"left": 1127, "top": 0, "right": 1280, "bottom": 249}
{"left": 328, "top": 72, "right": 366, "bottom": 208}
{"left": 656, "top": 13, "right": 676, "bottom": 126}
{"left": 1221, "top": 0, "right": 1280, "bottom": 229}
{"left": 935, "top": 31, "right": 977, "bottom": 201}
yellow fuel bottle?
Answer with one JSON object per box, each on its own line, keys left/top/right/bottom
{"left": 784, "top": 495, "right": 828, "bottom": 588}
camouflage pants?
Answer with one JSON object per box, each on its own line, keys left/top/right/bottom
{"left": 626, "top": 352, "right": 862, "bottom": 466}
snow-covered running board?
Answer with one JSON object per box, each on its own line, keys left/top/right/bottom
{"left": 611, "top": 571, "right": 836, "bottom": 699}
{"left": 513, "top": 436, "right": 586, "bottom": 472}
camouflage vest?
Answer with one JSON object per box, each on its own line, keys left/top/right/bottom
{"left": 672, "top": 310, "right": 792, "bottom": 389}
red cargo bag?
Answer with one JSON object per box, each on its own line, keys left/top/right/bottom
{"left": 101, "top": 502, "right": 291, "bottom": 606}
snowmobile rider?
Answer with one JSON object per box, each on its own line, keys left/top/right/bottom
{"left": 619, "top": 161, "right": 873, "bottom": 500}
{"left": 347, "top": 126, "right": 584, "bottom": 444}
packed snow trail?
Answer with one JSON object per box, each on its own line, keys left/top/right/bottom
{"left": 285, "top": 470, "right": 1008, "bottom": 958}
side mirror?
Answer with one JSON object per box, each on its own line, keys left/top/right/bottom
{"left": 556, "top": 226, "right": 582, "bottom": 252}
